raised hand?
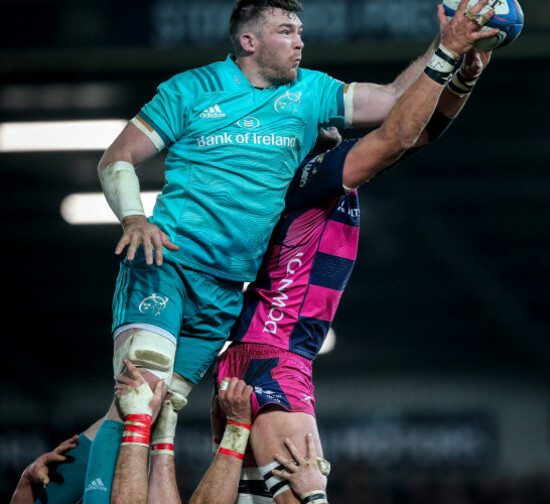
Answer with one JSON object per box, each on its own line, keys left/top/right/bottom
{"left": 438, "top": 0, "right": 499, "bottom": 57}
{"left": 115, "top": 359, "right": 164, "bottom": 420}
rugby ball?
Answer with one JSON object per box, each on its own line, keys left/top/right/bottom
{"left": 442, "top": 0, "right": 524, "bottom": 50}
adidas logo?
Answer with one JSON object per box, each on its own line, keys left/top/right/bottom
{"left": 200, "top": 104, "right": 226, "bottom": 118}
{"left": 85, "top": 477, "right": 108, "bottom": 493}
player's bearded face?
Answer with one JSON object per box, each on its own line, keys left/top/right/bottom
{"left": 256, "top": 10, "right": 303, "bottom": 85}
{"left": 256, "top": 41, "right": 299, "bottom": 84}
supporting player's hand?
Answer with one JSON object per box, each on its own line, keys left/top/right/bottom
{"left": 116, "top": 215, "right": 179, "bottom": 266}
{"left": 218, "top": 377, "right": 253, "bottom": 425}
{"left": 115, "top": 359, "right": 165, "bottom": 421}
{"left": 151, "top": 393, "right": 178, "bottom": 446}
{"left": 22, "top": 434, "right": 79, "bottom": 486}
{"left": 272, "top": 434, "right": 327, "bottom": 500}
{"left": 438, "top": 0, "right": 499, "bottom": 58}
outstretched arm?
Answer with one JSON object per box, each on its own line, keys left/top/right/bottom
{"left": 411, "top": 46, "right": 492, "bottom": 149}
{"left": 190, "top": 378, "right": 253, "bottom": 504}
{"left": 342, "top": 0, "right": 497, "bottom": 188}
{"left": 351, "top": 36, "right": 440, "bottom": 128}
{"left": 350, "top": 0, "right": 497, "bottom": 128}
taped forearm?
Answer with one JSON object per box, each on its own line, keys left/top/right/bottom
{"left": 99, "top": 161, "right": 145, "bottom": 222}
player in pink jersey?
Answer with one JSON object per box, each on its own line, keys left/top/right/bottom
{"left": 212, "top": 9, "right": 496, "bottom": 503}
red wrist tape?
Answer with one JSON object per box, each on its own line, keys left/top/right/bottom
{"left": 122, "top": 414, "right": 152, "bottom": 446}
{"left": 227, "top": 420, "right": 251, "bottom": 430}
{"left": 151, "top": 443, "right": 174, "bottom": 452}
{"left": 126, "top": 414, "right": 152, "bottom": 425}
{"left": 218, "top": 447, "right": 245, "bottom": 460}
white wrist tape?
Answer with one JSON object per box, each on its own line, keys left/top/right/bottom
{"left": 99, "top": 161, "right": 145, "bottom": 222}
{"left": 424, "top": 44, "right": 459, "bottom": 85}
{"left": 119, "top": 381, "right": 153, "bottom": 417}
{"left": 301, "top": 490, "right": 328, "bottom": 504}
{"left": 447, "top": 71, "right": 479, "bottom": 96}
{"left": 151, "top": 398, "right": 178, "bottom": 448}
{"left": 218, "top": 421, "right": 251, "bottom": 460}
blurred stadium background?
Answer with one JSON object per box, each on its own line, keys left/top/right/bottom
{"left": 2, "top": 0, "right": 550, "bottom": 502}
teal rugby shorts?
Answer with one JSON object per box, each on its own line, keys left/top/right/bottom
{"left": 111, "top": 247, "right": 243, "bottom": 383}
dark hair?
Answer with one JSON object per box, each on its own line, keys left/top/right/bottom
{"left": 229, "top": 0, "right": 303, "bottom": 50}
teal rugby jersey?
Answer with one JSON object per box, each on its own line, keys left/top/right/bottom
{"left": 131, "top": 55, "right": 353, "bottom": 281}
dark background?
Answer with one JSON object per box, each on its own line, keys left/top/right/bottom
{"left": 2, "top": 0, "right": 549, "bottom": 502}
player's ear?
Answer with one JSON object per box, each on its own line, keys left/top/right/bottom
{"left": 239, "top": 32, "right": 258, "bottom": 53}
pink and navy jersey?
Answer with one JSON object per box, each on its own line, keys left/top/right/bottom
{"left": 230, "top": 139, "right": 360, "bottom": 360}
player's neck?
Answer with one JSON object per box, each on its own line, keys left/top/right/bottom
{"left": 234, "top": 55, "right": 274, "bottom": 90}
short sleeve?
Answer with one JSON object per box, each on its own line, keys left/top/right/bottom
{"left": 133, "top": 73, "right": 193, "bottom": 148}
{"left": 311, "top": 72, "right": 355, "bottom": 129}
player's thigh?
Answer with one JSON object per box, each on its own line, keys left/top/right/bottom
{"left": 250, "top": 408, "right": 323, "bottom": 466}
{"left": 111, "top": 246, "right": 185, "bottom": 339}
{"left": 175, "top": 269, "right": 243, "bottom": 383}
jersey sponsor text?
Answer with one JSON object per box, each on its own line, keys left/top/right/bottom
{"left": 197, "top": 132, "right": 298, "bottom": 148}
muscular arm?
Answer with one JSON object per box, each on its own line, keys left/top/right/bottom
{"left": 148, "top": 455, "right": 182, "bottom": 504}
{"left": 412, "top": 48, "right": 492, "bottom": 148}
{"left": 190, "top": 378, "right": 253, "bottom": 504}
{"left": 351, "top": 37, "right": 439, "bottom": 128}
{"left": 343, "top": 71, "right": 444, "bottom": 188}
{"left": 190, "top": 452, "right": 245, "bottom": 504}
{"left": 98, "top": 122, "right": 159, "bottom": 174}
{"left": 111, "top": 444, "right": 150, "bottom": 504}
{"left": 98, "top": 121, "right": 179, "bottom": 265}
{"left": 147, "top": 394, "right": 183, "bottom": 504}
{"left": 343, "top": 0, "right": 497, "bottom": 188}
{"left": 350, "top": 0, "right": 496, "bottom": 128}
{"left": 110, "top": 361, "right": 164, "bottom": 504}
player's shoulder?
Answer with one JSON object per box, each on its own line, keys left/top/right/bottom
{"left": 160, "top": 59, "right": 228, "bottom": 95}
{"left": 296, "top": 67, "right": 343, "bottom": 86}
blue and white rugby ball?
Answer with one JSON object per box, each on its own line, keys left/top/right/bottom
{"left": 442, "top": 0, "right": 524, "bottom": 50}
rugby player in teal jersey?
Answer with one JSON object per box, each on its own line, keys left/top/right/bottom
{"left": 32, "top": 1, "right": 498, "bottom": 503}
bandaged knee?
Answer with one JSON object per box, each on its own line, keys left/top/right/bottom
{"left": 113, "top": 330, "right": 176, "bottom": 386}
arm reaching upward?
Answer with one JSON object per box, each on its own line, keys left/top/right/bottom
{"left": 350, "top": 0, "right": 498, "bottom": 128}
{"left": 190, "top": 378, "right": 253, "bottom": 504}
{"left": 342, "top": 0, "right": 497, "bottom": 188}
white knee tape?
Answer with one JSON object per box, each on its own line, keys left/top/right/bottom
{"left": 168, "top": 374, "right": 194, "bottom": 411}
{"left": 236, "top": 468, "right": 272, "bottom": 504}
{"left": 259, "top": 461, "right": 291, "bottom": 499}
{"left": 113, "top": 330, "right": 176, "bottom": 386}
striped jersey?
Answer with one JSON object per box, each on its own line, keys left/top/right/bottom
{"left": 230, "top": 139, "right": 361, "bottom": 359}
{"left": 131, "top": 55, "right": 354, "bottom": 281}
